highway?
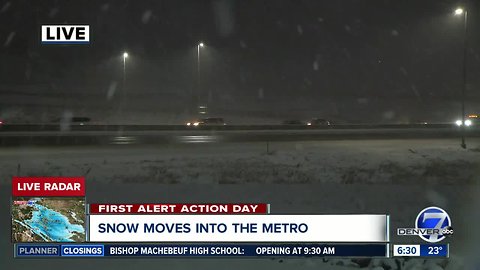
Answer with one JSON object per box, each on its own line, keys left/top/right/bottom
{"left": 0, "top": 124, "right": 478, "bottom": 146}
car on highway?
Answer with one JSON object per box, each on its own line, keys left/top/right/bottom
{"left": 70, "top": 117, "right": 91, "bottom": 125}
{"left": 186, "top": 117, "right": 226, "bottom": 126}
{"left": 455, "top": 114, "right": 478, "bottom": 127}
{"left": 306, "top": 118, "right": 331, "bottom": 126}
{"left": 281, "top": 120, "right": 305, "bottom": 125}
{"left": 53, "top": 117, "right": 92, "bottom": 126}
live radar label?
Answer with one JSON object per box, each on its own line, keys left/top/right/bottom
{"left": 12, "top": 176, "right": 85, "bottom": 196}
{"left": 41, "top": 25, "right": 90, "bottom": 44}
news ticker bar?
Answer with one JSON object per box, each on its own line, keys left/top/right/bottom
{"left": 15, "top": 244, "right": 450, "bottom": 258}
{"left": 15, "top": 244, "right": 389, "bottom": 258}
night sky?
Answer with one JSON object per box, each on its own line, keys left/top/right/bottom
{"left": 0, "top": 0, "right": 479, "bottom": 123}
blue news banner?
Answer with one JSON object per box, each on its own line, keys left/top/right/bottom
{"left": 15, "top": 244, "right": 388, "bottom": 258}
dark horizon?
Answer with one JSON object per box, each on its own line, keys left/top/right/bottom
{"left": 0, "top": 0, "right": 479, "bottom": 123}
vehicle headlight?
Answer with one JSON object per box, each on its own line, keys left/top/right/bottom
{"left": 455, "top": 120, "right": 462, "bottom": 126}
{"left": 193, "top": 122, "right": 199, "bottom": 126}
{"left": 187, "top": 123, "right": 191, "bottom": 126}
{"left": 465, "top": 119, "right": 472, "bottom": 126}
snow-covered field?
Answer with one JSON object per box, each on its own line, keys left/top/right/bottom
{"left": 2, "top": 138, "right": 479, "bottom": 269}
{"left": 0, "top": 139, "right": 478, "bottom": 185}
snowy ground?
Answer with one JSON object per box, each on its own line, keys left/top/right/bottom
{"left": 1, "top": 139, "right": 478, "bottom": 185}
{"left": 1, "top": 138, "right": 479, "bottom": 269}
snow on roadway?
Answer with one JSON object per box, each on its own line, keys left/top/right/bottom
{"left": 1, "top": 138, "right": 479, "bottom": 269}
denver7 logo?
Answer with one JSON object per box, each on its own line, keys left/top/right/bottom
{"left": 415, "top": 207, "right": 452, "bottom": 243}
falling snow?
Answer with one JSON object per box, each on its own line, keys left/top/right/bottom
{"left": 0, "top": 1, "right": 10, "bottom": 13}
{"left": 382, "top": 110, "right": 395, "bottom": 120}
{"left": 141, "top": 10, "right": 152, "bottom": 24}
{"left": 4, "top": 32, "right": 15, "bottom": 47}
{"left": 297, "top": 24, "right": 303, "bottom": 35}
{"left": 48, "top": 8, "right": 59, "bottom": 18}
{"left": 100, "top": 3, "right": 109, "bottom": 11}
{"left": 107, "top": 81, "right": 118, "bottom": 100}
{"left": 240, "top": 40, "right": 247, "bottom": 49}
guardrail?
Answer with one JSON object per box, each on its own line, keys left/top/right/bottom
{"left": 0, "top": 123, "right": 463, "bottom": 132}
{"left": 0, "top": 124, "right": 478, "bottom": 146}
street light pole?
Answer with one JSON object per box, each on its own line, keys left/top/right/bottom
{"left": 461, "top": 10, "right": 468, "bottom": 149}
{"left": 197, "top": 44, "right": 201, "bottom": 85}
{"left": 196, "top": 43, "right": 204, "bottom": 112}
{"left": 455, "top": 8, "right": 468, "bottom": 149}
{"left": 123, "top": 52, "right": 128, "bottom": 103}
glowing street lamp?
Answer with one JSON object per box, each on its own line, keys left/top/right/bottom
{"left": 454, "top": 8, "right": 464, "bottom": 15}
